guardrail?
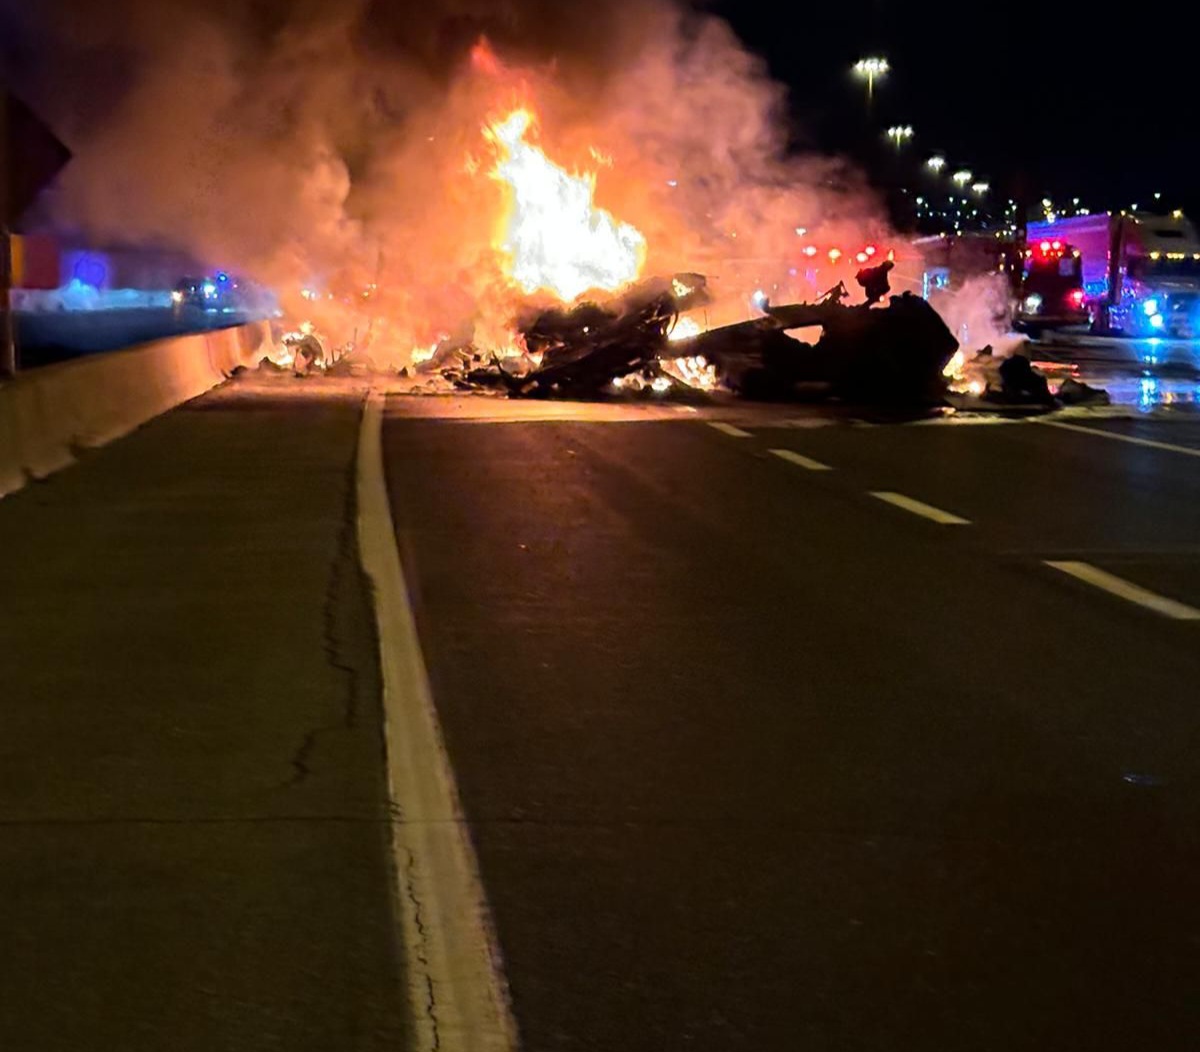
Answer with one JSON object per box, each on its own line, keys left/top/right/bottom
{"left": 0, "top": 321, "right": 272, "bottom": 499}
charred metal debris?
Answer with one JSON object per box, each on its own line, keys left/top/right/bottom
{"left": 287, "top": 263, "right": 1108, "bottom": 410}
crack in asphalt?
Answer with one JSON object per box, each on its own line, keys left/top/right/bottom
{"left": 402, "top": 845, "right": 442, "bottom": 1051}
{"left": 287, "top": 398, "right": 366, "bottom": 787}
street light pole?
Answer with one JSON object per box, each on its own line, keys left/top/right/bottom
{"left": 853, "top": 57, "right": 889, "bottom": 108}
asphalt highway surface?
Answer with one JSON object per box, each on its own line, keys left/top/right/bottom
{"left": 383, "top": 399, "right": 1200, "bottom": 1050}
{"left": 5, "top": 367, "right": 1200, "bottom": 1050}
{"left": 0, "top": 380, "right": 404, "bottom": 1051}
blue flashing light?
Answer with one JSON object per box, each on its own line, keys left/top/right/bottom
{"left": 1139, "top": 377, "right": 1160, "bottom": 412}
{"left": 921, "top": 268, "right": 950, "bottom": 300}
{"left": 217, "top": 271, "right": 230, "bottom": 284}
{"left": 67, "top": 251, "right": 110, "bottom": 290}
{"left": 1149, "top": 313, "right": 1166, "bottom": 329}
{"left": 202, "top": 281, "right": 218, "bottom": 298}
{"left": 1143, "top": 298, "right": 1159, "bottom": 316}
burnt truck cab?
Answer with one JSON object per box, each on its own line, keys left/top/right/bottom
{"left": 1015, "top": 238, "right": 1087, "bottom": 334}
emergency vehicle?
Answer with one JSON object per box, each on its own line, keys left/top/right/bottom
{"left": 1027, "top": 212, "right": 1200, "bottom": 337}
{"left": 1014, "top": 238, "right": 1087, "bottom": 335}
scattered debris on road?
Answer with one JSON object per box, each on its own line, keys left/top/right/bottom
{"left": 390, "top": 271, "right": 966, "bottom": 407}
{"left": 257, "top": 270, "right": 1108, "bottom": 413}
{"left": 944, "top": 344, "right": 1110, "bottom": 410}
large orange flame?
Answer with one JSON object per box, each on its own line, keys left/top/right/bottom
{"left": 485, "top": 109, "right": 646, "bottom": 302}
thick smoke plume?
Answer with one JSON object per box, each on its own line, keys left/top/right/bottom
{"left": 930, "top": 274, "right": 1021, "bottom": 354}
{"left": 1, "top": 0, "right": 889, "bottom": 364}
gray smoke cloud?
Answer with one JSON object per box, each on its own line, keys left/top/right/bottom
{"left": 1, "top": 0, "right": 889, "bottom": 360}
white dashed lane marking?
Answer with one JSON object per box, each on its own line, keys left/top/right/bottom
{"left": 869, "top": 491, "right": 971, "bottom": 525}
{"left": 707, "top": 422, "right": 752, "bottom": 438}
{"left": 769, "top": 448, "right": 833, "bottom": 471}
{"left": 1044, "top": 561, "right": 1200, "bottom": 621}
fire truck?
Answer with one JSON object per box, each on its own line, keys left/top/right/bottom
{"left": 1026, "top": 211, "right": 1200, "bottom": 336}
{"left": 1014, "top": 237, "right": 1087, "bottom": 335}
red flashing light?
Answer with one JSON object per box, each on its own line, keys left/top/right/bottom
{"left": 1034, "top": 238, "right": 1067, "bottom": 260}
{"left": 1068, "top": 288, "right": 1085, "bottom": 308}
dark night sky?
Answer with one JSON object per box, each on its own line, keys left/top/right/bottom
{"left": 716, "top": 0, "right": 1198, "bottom": 214}
{"left": 2, "top": 0, "right": 1195, "bottom": 224}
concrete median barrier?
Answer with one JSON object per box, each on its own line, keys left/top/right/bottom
{"left": 0, "top": 321, "right": 272, "bottom": 499}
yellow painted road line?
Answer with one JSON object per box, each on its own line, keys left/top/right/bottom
{"left": 707, "top": 421, "right": 752, "bottom": 438}
{"left": 768, "top": 448, "right": 833, "bottom": 471}
{"left": 870, "top": 491, "right": 970, "bottom": 525}
{"left": 1044, "top": 561, "right": 1200, "bottom": 620}
{"left": 1037, "top": 419, "right": 1200, "bottom": 458}
{"left": 358, "top": 391, "right": 519, "bottom": 1052}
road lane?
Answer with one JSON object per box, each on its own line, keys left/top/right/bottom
{"left": 753, "top": 418, "right": 1200, "bottom": 557}
{"left": 0, "top": 377, "right": 404, "bottom": 1052}
{"left": 1042, "top": 415, "right": 1200, "bottom": 453}
{"left": 754, "top": 415, "right": 1200, "bottom": 618}
{"left": 383, "top": 406, "right": 1200, "bottom": 1051}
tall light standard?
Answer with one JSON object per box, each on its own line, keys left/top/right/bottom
{"left": 952, "top": 169, "right": 973, "bottom": 188}
{"left": 853, "top": 57, "right": 889, "bottom": 105}
{"left": 926, "top": 155, "right": 947, "bottom": 173}
{"left": 886, "top": 125, "right": 914, "bottom": 149}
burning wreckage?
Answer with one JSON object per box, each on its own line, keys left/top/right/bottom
{"left": 260, "top": 88, "right": 1104, "bottom": 411}
{"left": 383, "top": 261, "right": 1105, "bottom": 410}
